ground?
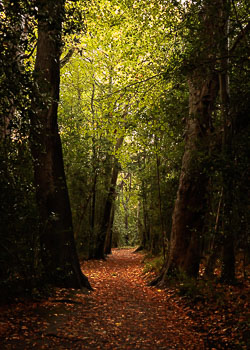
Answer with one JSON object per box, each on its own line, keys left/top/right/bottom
{"left": 0, "top": 249, "right": 248, "bottom": 349}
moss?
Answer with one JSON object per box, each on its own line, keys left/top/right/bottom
{"left": 143, "top": 255, "right": 165, "bottom": 275}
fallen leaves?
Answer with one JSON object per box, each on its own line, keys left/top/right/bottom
{"left": 0, "top": 248, "right": 248, "bottom": 349}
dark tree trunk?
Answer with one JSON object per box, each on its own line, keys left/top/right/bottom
{"left": 104, "top": 205, "right": 115, "bottom": 255}
{"left": 168, "top": 74, "right": 218, "bottom": 277}
{"left": 94, "top": 165, "right": 118, "bottom": 259}
{"left": 140, "top": 178, "right": 151, "bottom": 250}
{"left": 94, "top": 137, "right": 123, "bottom": 259}
{"left": 122, "top": 188, "right": 130, "bottom": 245}
{"left": 91, "top": 173, "right": 97, "bottom": 232}
{"left": 154, "top": 1, "right": 220, "bottom": 286}
{"left": 30, "top": 0, "right": 91, "bottom": 289}
{"left": 155, "top": 77, "right": 218, "bottom": 286}
{"left": 156, "top": 152, "right": 166, "bottom": 259}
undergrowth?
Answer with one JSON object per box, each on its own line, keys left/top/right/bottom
{"left": 142, "top": 254, "right": 165, "bottom": 276}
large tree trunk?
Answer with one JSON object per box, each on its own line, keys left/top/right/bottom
{"left": 154, "top": 1, "right": 220, "bottom": 286}
{"left": 165, "top": 74, "right": 218, "bottom": 279}
{"left": 30, "top": 0, "right": 91, "bottom": 289}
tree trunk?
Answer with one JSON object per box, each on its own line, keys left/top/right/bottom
{"left": 91, "top": 173, "right": 97, "bottom": 233}
{"left": 30, "top": 0, "right": 91, "bottom": 289}
{"left": 142, "top": 191, "right": 150, "bottom": 250}
{"left": 157, "top": 76, "right": 218, "bottom": 284}
{"left": 121, "top": 186, "right": 130, "bottom": 245}
{"left": 94, "top": 137, "right": 123, "bottom": 259}
{"left": 156, "top": 152, "right": 166, "bottom": 259}
{"left": 154, "top": 1, "right": 220, "bottom": 286}
{"left": 104, "top": 204, "right": 115, "bottom": 255}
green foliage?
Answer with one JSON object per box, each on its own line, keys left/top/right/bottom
{"left": 112, "top": 181, "right": 139, "bottom": 247}
{"left": 58, "top": 0, "right": 188, "bottom": 259}
{"left": 143, "top": 255, "right": 164, "bottom": 275}
{"left": 178, "top": 274, "right": 201, "bottom": 299}
{"left": 177, "top": 274, "right": 234, "bottom": 308}
{"left": 0, "top": 1, "right": 41, "bottom": 300}
{"left": 0, "top": 139, "right": 41, "bottom": 301}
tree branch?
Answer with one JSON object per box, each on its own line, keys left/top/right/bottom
{"left": 229, "top": 21, "right": 250, "bottom": 54}
{"left": 60, "top": 48, "right": 75, "bottom": 68}
{"left": 94, "top": 73, "right": 164, "bottom": 101}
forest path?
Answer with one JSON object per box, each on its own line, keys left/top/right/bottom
{"left": 0, "top": 248, "right": 205, "bottom": 349}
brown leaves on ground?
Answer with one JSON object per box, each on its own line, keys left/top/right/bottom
{"left": 179, "top": 280, "right": 249, "bottom": 349}
{"left": 0, "top": 249, "right": 248, "bottom": 349}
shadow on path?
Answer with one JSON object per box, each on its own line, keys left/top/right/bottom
{"left": 0, "top": 249, "right": 204, "bottom": 349}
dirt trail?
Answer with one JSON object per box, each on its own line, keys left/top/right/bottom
{"left": 0, "top": 249, "right": 205, "bottom": 349}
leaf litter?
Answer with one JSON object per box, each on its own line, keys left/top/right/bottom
{"left": 0, "top": 248, "right": 248, "bottom": 349}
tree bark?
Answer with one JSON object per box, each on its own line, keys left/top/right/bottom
{"left": 154, "top": 1, "right": 220, "bottom": 286}
{"left": 156, "top": 152, "right": 166, "bottom": 259}
{"left": 94, "top": 137, "right": 123, "bottom": 259}
{"left": 30, "top": 0, "right": 91, "bottom": 289}
{"left": 104, "top": 204, "right": 115, "bottom": 255}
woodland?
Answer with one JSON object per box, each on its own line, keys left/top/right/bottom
{"left": 0, "top": 0, "right": 249, "bottom": 349}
